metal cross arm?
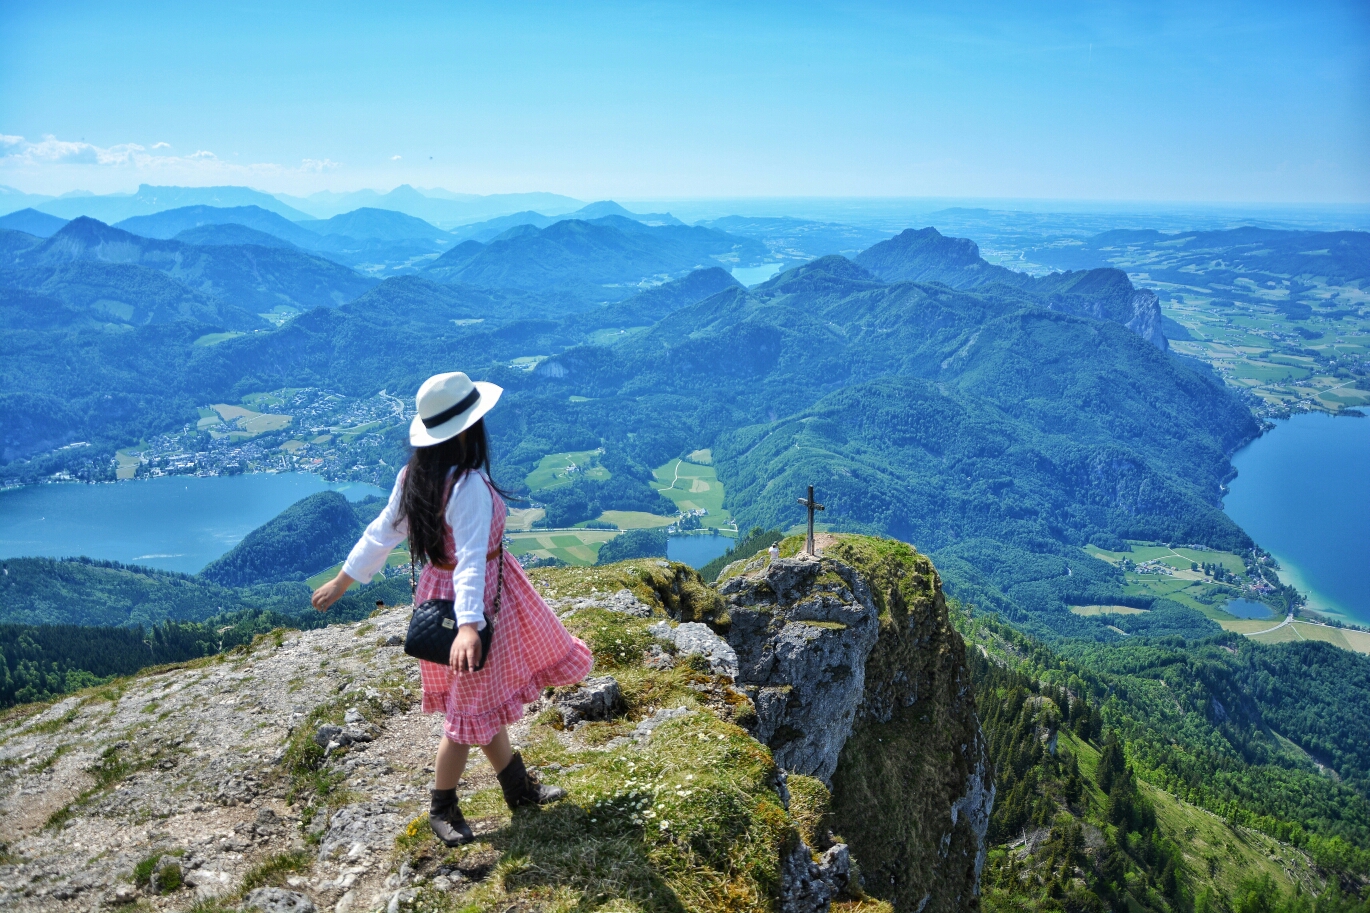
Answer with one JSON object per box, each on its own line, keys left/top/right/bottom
{"left": 797, "top": 484, "right": 825, "bottom": 556}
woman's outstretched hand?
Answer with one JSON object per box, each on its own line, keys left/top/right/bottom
{"left": 311, "top": 572, "right": 357, "bottom": 612}
{"left": 450, "top": 623, "right": 484, "bottom": 673}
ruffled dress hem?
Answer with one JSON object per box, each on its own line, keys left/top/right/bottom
{"left": 423, "top": 640, "right": 594, "bottom": 746}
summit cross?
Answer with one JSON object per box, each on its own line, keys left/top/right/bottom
{"left": 797, "top": 484, "right": 825, "bottom": 557}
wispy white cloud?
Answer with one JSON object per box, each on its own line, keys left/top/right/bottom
{"left": 0, "top": 134, "right": 341, "bottom": 183}
{"left": 391, "top": 154, "right": 402, "bottom": 161}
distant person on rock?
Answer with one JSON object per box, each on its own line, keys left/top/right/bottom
{"left": 311, "top": 371, "right": 593, "bottom": 846}
{"left": 769, "top": 543, "right": 780, "bottom": 564}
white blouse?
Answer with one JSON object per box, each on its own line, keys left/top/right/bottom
{"left": 341, "top": 467, "right": 493, "bottom": 630}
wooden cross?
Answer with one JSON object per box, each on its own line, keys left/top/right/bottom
{"left": 797, "top": 484, "right": 825, "bottom": 557}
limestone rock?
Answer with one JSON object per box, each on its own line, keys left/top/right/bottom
{"left": 779, "top": 840, "right": 851, "bottom": 913}
{"left": 243, "top": 887, "right": 316, "bottom": 913}
{"left": 648, "top": 620, "right": 739, "bottom": 677}
{"left": 548, "top": 588, "right": 652, "bottom": 618}
{"left": 553, "top": 675, "right": 623, "bottom": 728}
{"left": 721, "top": 557, "right": 880, "bottom": 782}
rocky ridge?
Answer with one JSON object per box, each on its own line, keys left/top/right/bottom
{"left": 0, "top": 537, "right": 990, "bottom": 913}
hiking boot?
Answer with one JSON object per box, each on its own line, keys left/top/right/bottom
{"left": 496, "top": 752, "right": 566, "bottom": 809}
{"left": 429, "top": 788, "right": 474, "bottom": 846}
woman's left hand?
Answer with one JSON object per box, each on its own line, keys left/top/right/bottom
{"left": 311, "top": 572, "right": 356, "bottom": 612}
{"left": 450, "top": 623, "right": 484, "bottom": 673}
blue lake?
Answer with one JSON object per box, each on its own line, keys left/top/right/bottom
{"left": 0, "top": 474, "right": 386, "bottom": 575}
{"left": 667, "top": 533, "right": 734, "bottom": 569}
{"left": 1223, "top": 412, "right": 1370, "bottom": 625}
{"left": 731, "top": 263, "right": 784, "bottom": 287}
{"left": 1224, "top": 598, "right": 1279, "bottom": 621}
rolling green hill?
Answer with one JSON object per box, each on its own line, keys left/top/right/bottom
{"left": 198, "top": 490, "right": 365, "bottom": 587}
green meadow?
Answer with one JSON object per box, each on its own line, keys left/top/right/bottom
{"left": 652, "top": 456, "right": 731, "bottom": 529}
{"left": 505, "top": 529, "right": 618, "bottom": 565}
{"left": 525, "top": 449, "right": 610, "bottom": 492}
{"left": 1084, "top": 542, "right": 1259, "bottom": 620}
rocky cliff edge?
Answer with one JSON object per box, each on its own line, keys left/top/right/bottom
{"left": 0, "top": 535, "right": 990, "bottom": 913}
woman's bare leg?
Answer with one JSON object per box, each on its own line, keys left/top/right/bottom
{"left": 434, "top": 736, "right": 470, "bottom": 790}
{"left": 479, "top": 726, "right": 513, "bottom": 773}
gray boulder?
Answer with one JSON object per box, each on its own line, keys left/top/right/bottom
{"left": 779, "top": 841, "right": 851, "bottom": 913}
{"left": 553, "top": 675, "right": 623, "bottom": 728}
{"left": 648, "top": 621, "right": 739, "bottom": 678}
{"left": 242, "top": 887, "right": 316, "bottom": 913}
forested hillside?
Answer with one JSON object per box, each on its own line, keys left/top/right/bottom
{"left": 961, "top": 607, "right": 1370, "bottom": 911}
{"left": 198, "top": 490, "right": 365, "bottom": 587}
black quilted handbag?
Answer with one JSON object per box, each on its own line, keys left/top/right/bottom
{"left": 404, "top": 548, "right": 504, "bottom": 670}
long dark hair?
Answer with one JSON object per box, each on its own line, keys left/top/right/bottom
{"left": 399, "top": 418, "right": 504, "bottom": 567}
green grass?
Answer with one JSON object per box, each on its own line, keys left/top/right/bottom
{"left": 653, "top": 458, "right": 730, "bottom": 529}
{"left": 525, "top": 449, "right": 611, "bottom": 492}
{"left": 1069, "top": 605, "right": 1150, "bottom": 617}
{"left": 594, "top": 510, "right": 676, "bottom": 530}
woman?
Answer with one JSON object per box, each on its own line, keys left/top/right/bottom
{"left": 311, "top": 371, "right": 593, "bottom": 846}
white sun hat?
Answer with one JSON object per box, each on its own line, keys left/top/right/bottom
{"left": 408, "top": 372, "right": 503, "bottom": 447}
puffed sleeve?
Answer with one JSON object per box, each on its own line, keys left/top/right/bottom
{"left": 445, "top": 471, "right": 493, "bottom": 630}
{"left": 341, "top": 469, "right": 409, "bottom": 584}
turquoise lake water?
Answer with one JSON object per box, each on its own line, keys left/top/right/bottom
{"left": 731, "top": 263, "right": 784, "bottom": 287}
{"left": 666, "top": 533, "right": 734, "bottom": 568}
{"left": 0, "top": 474, "right": 385, "bottom": 575}
{"left": 1222, "top": 412, "right": 1370, "bottom": 625}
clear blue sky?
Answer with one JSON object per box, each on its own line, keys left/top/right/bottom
{"left": 2, "top": 1, "right": 1366, "bottom": 202}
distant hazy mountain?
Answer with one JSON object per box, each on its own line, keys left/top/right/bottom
{"left": 424, "top": 215, "right": 767, "bottom": 301}
{"left": 297, "top": 207, "right": 452, "bottom": 243}
{"left": 275, "top": 184, "right": 583, "bottom": 226}
{"left": 114, "top": 204, "right": 322, "bottom": 248}
{"left": 447, "top": 201, "right": 680, "bottom": 243}
{"left": 34, "top": 184, "right": 312, "bottom": 223}
{"left": 5, "top": 217, "right": 375, "bottom": 318}
{"left": 448, "top": 211, "right": 559, "bottom": 243}
{"left": 856, "top": 227, "right": 1167, "bottom": 348}
{"left": 0, "top": 208, "right": 69, "bottom": 238}
{"left": 0, "top": 186, "right": 56, "bottom": 217}
{"left": 568, "top": 200, "right": 683, "bottom": 226}
{"left": 172, "top": 224, "right": 304, "bottom": 250}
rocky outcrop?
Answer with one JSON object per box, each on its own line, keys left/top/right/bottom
{"left": 0, "top": 541, "right": 989, "bottom": 913}
{"left": 718, "top": 538, "right": 994, "bottom": 913}
{"left": 720, "top": 557, "right": 881, "bottom": 782}
{"left": 1124, "top": 288, "right": 1167, "bottom": 350}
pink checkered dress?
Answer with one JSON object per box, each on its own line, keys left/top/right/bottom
{"left": 415, "top": 474, "right": 593, "bottom": 745}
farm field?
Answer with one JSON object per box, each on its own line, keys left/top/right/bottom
{"left": 1084, "top": 542, "right": 1259, "bottom": 619}
{"left": 505, "top": 507, "right": 546, "bottom": 532}
{"left": 653, "top": 457, "right": 732, "bottom": 529}
{"left": 591, "top": 510, "right": 675, "bottom": 529}
{"left": 506, "top": 528, "right": 617, "bottom": 565}
{"left": 525, "top": 449, "right": 609, "bottom": 492}
{"left": 1069, "top": 605, "right": 1149, "bottom": 617}
{"left": 206, "top": 403, "right": 293, "bottom": 440}
{"left": 192, "top": 331, "right": 246, "bottom": 347}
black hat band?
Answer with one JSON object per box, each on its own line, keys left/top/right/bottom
{"left": 421, "top": 387, "right": 481, "bottom": 429}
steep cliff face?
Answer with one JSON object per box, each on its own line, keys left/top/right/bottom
{"left": 0, "top": 539, "right": 988, "bottom": 913}
{"left": 718, "top": 537, "right": 994, "bottom": 912}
